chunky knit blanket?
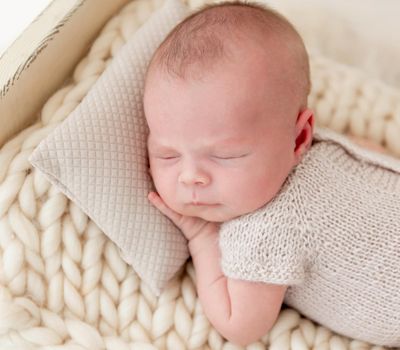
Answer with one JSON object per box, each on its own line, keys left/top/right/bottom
{"left": 0, "top": 0, "right": 399, "bottom": 349}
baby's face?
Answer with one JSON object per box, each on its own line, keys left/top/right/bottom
{"left": 144, "top": 58, "right": 299, "bottom": 222}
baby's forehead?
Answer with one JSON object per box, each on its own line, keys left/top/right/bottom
{"left": 145, "top": 63, "right": 299, "bottom": 138}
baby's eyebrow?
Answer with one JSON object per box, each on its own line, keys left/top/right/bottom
{"left": 148, "top": 137, "right": 250, "bottom": 151}
{"left": 148, "top": 142, "right": 176, "bottom": 152}
{"left": 213, "top": 136, "right": 249, "bottom": 145}
{"left": 205, "top": 137, "right": 252, "bottom": 151}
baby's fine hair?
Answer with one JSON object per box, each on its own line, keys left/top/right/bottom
{"left": 148, "top": 1, "right": 311, "bottom": 105}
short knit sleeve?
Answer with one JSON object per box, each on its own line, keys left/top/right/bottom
{"left": 219, "top": 180, "right": 311, "bottom": 285}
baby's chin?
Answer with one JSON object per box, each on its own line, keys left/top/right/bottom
{"left": 177, "top": 204, "right": 241, "bottom": 223}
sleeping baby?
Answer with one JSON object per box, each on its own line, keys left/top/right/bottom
{"left": 143, "top": 1, "right": 400, "bottom": 347}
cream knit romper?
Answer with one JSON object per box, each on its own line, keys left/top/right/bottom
{"left": 219, "top": 127, "right": 400, "bottom": 347}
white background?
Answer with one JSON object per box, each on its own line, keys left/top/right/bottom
{"left": 0, "top": 0, "right": 52, "bottom": 56}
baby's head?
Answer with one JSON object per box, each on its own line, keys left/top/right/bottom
{"left": 144, "top": 1, "right": 314, "bottom": 222}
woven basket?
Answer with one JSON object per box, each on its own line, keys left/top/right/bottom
{"left": 0, "top": 0, "right": 398, "bottom": 349}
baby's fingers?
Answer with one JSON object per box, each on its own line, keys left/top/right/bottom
{"left": 148, "top": 192, "right": 182, "bottom": 227}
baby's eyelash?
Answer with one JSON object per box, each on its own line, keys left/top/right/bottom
{"left": 156, "top": 155, "right": 180, "bottom": 160}
{"left": 212, "top": 153, "right": 249, "bottom": 160}
{"left": 213, "top": 156, "right": 237, "bottom": 160}
{"left": 151, "top": 153, "right": 249, "bottom": 160}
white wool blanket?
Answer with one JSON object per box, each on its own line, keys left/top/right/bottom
{"left": 0, "top": 0, "right": 399, "bottom": 349}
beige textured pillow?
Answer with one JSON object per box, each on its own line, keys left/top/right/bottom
{"left": 29, "top": 0, "right": 189, "bottom": 296}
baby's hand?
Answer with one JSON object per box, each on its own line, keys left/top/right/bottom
{"left": 148, "top": 192, "right": 219, "bottom": 242}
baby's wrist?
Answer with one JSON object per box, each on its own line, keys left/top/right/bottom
{"left": 188, "top": 224, "right": 219, "bottom": 257}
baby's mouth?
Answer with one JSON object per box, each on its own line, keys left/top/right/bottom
{"left": 189, "top": 202, "right": 219, "bottom": 207}
{"left": 190, "top": 191, "right": 219, "bottom": 206}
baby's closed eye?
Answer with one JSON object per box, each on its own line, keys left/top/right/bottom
{"left": 211, "top": 152, "right": 251, "bottom": 160}
{"left": 151, "top": 154, "right": 181, "bottom": 163}
{"left": 155, "top": 155, "right": 180, "bottom": 159}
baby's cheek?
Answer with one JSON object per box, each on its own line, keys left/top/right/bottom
{"left": 151, "top": 168, "right": 176, "bottom": 202}
{"left": 148, "top": 165, "right": 164, "bottom": 189}
{"left": 152, "top": 169, "right": 167, "bottom": 190}
{"left": 231, "top": 169, "right": 276, "bottom": 210}
{"left": 218, "top": 170, "right": 255, "bottom": 202}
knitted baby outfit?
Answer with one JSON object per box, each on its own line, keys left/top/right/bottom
{"left": 219, "top": 127, "right": 400, "bottom": 347}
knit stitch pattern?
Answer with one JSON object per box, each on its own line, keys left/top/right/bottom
{"left": 219, "top": 127, "right": 400, "bottom": 347}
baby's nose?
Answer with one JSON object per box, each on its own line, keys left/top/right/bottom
{"left": 178, "top": 167, "right": 211, "bottom": 186}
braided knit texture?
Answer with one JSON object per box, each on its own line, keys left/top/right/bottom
{"left": 0, "top": 0, "right": 399, "bottom": 349}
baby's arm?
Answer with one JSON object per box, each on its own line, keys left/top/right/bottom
{"left": 148, "top": 192, "right": 286, "bottom": 346}
{"left": 190, "top": 227, "right": 286, "bottom": 346}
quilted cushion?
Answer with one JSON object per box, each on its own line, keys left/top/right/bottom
{"left": 29, "top": 0, "right": 190, "bottom": 296}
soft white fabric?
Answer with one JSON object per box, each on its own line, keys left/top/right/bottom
{"left": 265, "top": 0, "right": 400, "bottom": 88}
{"left": 307, "top": 52, "right": 400, "bottom": 156}
{"left": 219, "top": 127, "right": 400, "bottom": 347}
{"left": 29, "top": 0, "right": 190, "bottom": 296}
{"left": 0, "top": 0, "right": 399, "bottom": 349}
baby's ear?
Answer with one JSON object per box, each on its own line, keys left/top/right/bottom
{"left": 294, "top": 109, "right": 314, "bottom": 164}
